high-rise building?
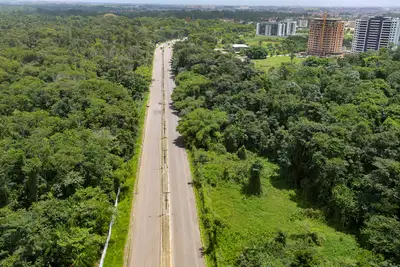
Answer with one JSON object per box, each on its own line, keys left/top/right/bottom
{"left": 298, "top": 19, "right": 309, "bottom": 28}
{"left": 351, "top": 16, "right": 400, "bottom": 53}
{"left": 256, "top": 21, "right": 297, "bottom": 37}
{"left": 307, "top": 16, "right": 345, "bottom": 56}
{"left": 286, "top": 21, "right": 297, "bottom": 36}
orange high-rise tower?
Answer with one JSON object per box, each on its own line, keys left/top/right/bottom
{"left": 308, "top": 14, "right": 345, "bottom": 56}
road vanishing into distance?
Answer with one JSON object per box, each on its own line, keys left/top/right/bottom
{"left": 128, "top": 42, "right": 205, "bottom": 267}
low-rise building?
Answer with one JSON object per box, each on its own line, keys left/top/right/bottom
{"left": 232, "top": 44, "right": 249, "bottom": 52}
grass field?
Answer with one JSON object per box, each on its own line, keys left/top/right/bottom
{"left": 253, "top": 56, "right": 306, "bottom": 72}
{"left": 193, "top": 151, "right": 372, "bottom": 266}
{"left": 244, "top": 35, "right": 285, "bottom": 46}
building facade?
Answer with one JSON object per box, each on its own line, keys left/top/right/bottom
{"left": 298, "top": 19, "right": 309, "bottom": 28}
{"left": 256, "top": 21, "right": 297, "bottom": 37}
{"left": 351, "top": 16, "right": 400, "bottom": 53}
{"left": 308, "top": 17, "right": 345, "bottom": 56}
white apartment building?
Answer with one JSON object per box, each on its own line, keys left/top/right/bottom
{"left": 256, "top": 21, "right": 297, "bottom": 37}
{"left": 298, "top": 19, "right": 309, "bottom": 28}
{"left": 352, "top": 16, "right": 400, "bottom": 53}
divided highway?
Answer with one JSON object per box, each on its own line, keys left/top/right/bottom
{"left": 128, "top": 43, "right": 205, "bottom": 267}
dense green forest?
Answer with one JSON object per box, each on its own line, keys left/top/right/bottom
{"left": 120, "top": 10, "right": 308, "bottom": 22}
{"left": 2, "top": 5, "right": 400, "bottom": 267}
{"left": 31, "top": 5, "right": 308, "bottom": 22}
{"left": 0, "top": 12, "right": 189, "bottom": 266}
{"left": 0, "top": 10, "right": 256, "bottom": 265}
{"left": 172, "top": 37, "right": 400, "bottom": 266}
{"left": 0, "top": 4, "right": 309, "bottom": 22}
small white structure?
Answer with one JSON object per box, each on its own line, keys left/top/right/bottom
{"left": 232, "top": 44, "right": 249, "bottom": 52}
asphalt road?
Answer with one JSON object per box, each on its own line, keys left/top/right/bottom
{"left": 129, "top": 46, "right": 163, "bottom": 267}
{"left": 128, "top": 43, "right": 205, "bottom": 267}
{"left": 164, "top": 45, "right": 205, "bottom": 267}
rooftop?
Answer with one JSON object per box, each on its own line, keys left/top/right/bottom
{"left": 232, "top": 44, "right": 249, "bottom": 48}
{"left": 311, "top": 18, "right": 344, "bottom": 21}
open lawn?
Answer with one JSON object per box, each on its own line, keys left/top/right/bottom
{"left": 194, "top": 152, "right": 372, "bottom": 266}
{"left": 253, "top": 56, "right": 306, "bottom": 72}
{"left": 245, "top": 35, "right": 285, "bottom": 46}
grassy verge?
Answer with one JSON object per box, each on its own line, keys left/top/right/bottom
{"left": 102, "top": 91, "right": 149, "bottom": 266}
{"left": 253, "top": 56, "right": 305, "bottom": 72}
{"left": 191, "top": 150, "right": 372, "bottom": 266}
{"left": 188, "top": 151, "right": 214, "bottom": 267}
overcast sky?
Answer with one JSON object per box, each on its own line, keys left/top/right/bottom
{"left": 9, "top": 0, "right": 400, "bottom": 7}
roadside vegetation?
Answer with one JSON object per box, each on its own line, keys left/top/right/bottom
{"left": 1, "top": 5, "right": 399, "bottom": 267}
{"left": 0, "top": 10, "right": 254, "bottom": 266}
{"left": 0, "top": 12, "right": 188, "bottom": 266}
{"left": 103, "top": 92, "right": 149, "bottom": 266}
{"left": 172, "top": 35, "right": 400, "bottom": 266}
{"left": 191, "top": 151, "right": 372, "bottom": 266}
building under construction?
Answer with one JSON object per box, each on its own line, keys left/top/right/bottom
{"left": 308, "top": 15, "right": 345, "bottom": 56}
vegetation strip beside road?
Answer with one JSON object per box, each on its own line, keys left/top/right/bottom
{"left": 2, "top": 6, "right": 399, "bottom": 267}
{"left": 170, "top": 33, "right": 400, "bottom": 266}
{"left": 188, "top": 152, "right": 211, "bottom": 266}
{"left": 190, "top": 151, "right": 371, "bottom": 266}
{"left": 102, "top": 91, "right": 150, "bottom": 267}
{"left": 0, "top": 14, "right": 177, "bottom": 266}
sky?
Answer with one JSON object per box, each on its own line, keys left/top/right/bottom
{"left": 6, "top": 0, "right": 400, "bottom": 7}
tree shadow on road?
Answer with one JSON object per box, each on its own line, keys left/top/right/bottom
{"left": 173, "top": 136, "right": 185, "bottom": 149}
{"left": 169, "top": 102, "right": 180, "bottom": 116}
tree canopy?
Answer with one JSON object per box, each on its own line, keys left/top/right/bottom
{"left": 245, "top": 46, "right": 268, "bottom": 59}
{"left": 0, "top": 10, "right": 258, "bottom": 266}
{"left": 172, "top": 35, "right": 400, "bottom": 266}
{"left": 0, "top": 12, "right": 188, "bottom": 266}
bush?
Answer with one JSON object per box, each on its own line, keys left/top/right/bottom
{"left": 291, "top": 249, "right": 318, "bottom": 267}
{"left": 248, "top": 160, "right": 263, "bottom": 195}
{"left": 237, "top": 145, "right": 247, "bottom": 160}
{"left": 245, "top": 46, "right": 268, "bottom": 59}
{"left": 361, "top": 215, "right": 400, "bottom": 262}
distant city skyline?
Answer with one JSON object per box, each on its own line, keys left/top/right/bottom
{"left": 2, "top": 0, "right": 400, "bottom": 8}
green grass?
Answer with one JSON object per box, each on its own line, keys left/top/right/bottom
{"left": 244, "top": 35, "right": 284, "bottom": 47}
{"left": 189, "top": 152, "right": 213, "bottom": 267}
{"left": 253, "top": 56, "right": 306, "bottom": 72}
{"left": 193, "top": 151, "right": 372, "bottom": 266}
{"left": 102, "top": 91, "right": 149, "bottom": 266}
